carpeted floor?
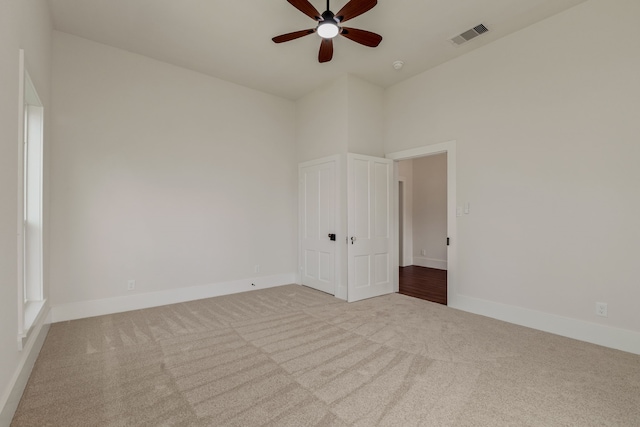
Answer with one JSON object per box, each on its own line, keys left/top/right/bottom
{"left": 12, "top": 285, "right": 640, "bottom": 426}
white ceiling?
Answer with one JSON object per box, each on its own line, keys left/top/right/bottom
{"left": 49, "top": 0, "right": 586, "bottom": 100}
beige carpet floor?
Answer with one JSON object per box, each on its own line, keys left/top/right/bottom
{"left": 12, "top": 285, "right": 640, "bottom": 426}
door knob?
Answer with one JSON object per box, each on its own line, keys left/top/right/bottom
{"left": 328, "top": 233, "right": 336, "bottom": 241}
{"left": 350, "top": 236, "right": 356, "bottom": 244}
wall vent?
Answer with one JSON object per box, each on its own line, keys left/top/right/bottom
{"left": 450, "top": 24, "right": 489, "bottom": 45}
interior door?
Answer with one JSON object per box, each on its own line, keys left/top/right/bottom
{"left": 347, "top": 154, "right": 394, "bottom": 302}
{"left": 299, "top": 158, "right": 338, "bottom": 295}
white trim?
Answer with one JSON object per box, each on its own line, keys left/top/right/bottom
{"left": 386, "top": 141, "right": 457, "bottom": 306}
{"left": 51, "top": 273, "right": 297, "bottom": 322}
{"left": 385, "top": 140, "right": 455, "bottom": 161}
{"left": 392, "top": 165, "right": 400, "bottom": 292}
{"left": 413, "top": 257, "right": 447, "bottom": 270}
{"left": 297, "top": 154, "right": 341, "bottom": 169}
{"left": 397, "top": 176, "right": 413, "bottom": 268}
{"left": 451, "top": 294, "right": 640, "bottom": 355}
{"left": 0, "top": 310, "right": 50, "bottom": 426}
{"left": 19, "top": 299, "right": 47, "bottom": 350}
{"left": 17, "top": 49, "right": 26, "bottom": 341}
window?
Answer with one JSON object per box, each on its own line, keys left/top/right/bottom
{"left": 17, "top": 50, "right": 45, "bottom": 349}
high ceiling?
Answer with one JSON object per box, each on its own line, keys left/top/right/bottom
{"left": 49, "top": 0, "right": 586, "bottom": 100}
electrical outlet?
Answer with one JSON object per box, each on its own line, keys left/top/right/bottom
{"left": 127, "top": 279, "right": 136, "bottom": 291}
{"left": 421, "top": 249, "right": 426, "bottom": 256}
{"left": 254, "top": 265, "right": 260, "bottom": 274}
{"left": 595, "top": 302, "right": 607, "bottom": 317}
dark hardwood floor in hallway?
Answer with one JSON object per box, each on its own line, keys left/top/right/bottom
{"left": 399, "top": 266, "right": 447, "bottom": 305}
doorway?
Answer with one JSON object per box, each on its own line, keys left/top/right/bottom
{"left": 397, "top": 153, "right": 447, "bottom": 304}
{"left": 387, "top": 141, "right": 457, "bottom": 307}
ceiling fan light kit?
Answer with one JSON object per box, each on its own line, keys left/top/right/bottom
{"left": 273, "top": 0, "right": 382, "bottom": 63}
{"left": 317, "top": 17, "right": 339, "bottom": 39}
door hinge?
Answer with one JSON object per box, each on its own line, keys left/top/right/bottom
{"left": 447, "top": 237, "right": 450, "bottom": 246}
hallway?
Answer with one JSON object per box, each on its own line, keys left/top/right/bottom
{"left": 399, "top": 266, "right": 447, "bottom": 305}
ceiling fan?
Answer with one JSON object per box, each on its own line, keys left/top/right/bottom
{"left": 272, "top": 0, "right": 382, "bottom": 63}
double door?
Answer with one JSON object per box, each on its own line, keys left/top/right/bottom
{"left": 299, "top": 154, "right": 393, "bottom": 302}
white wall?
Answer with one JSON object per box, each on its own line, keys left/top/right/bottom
{"left": 346, "top": 75, "right": 384, "bottom": 157}
{"left": 296, "top": 74, "right": 384, "bottom": 163}
{"left": 49, "top": 32, "right": 298, "bottom": 317}
{"left": 384, "top": 0, "right": 640, "bottom": 351}
{"left": 412, "top": 154, "right": 447, "bottom": 270}
{"left": 296, "top": 75, "right": 348, "bottom": 163}
{"left": 0, "top": 0, "right": 52, "bottom": 422}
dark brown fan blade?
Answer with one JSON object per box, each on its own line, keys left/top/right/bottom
{"left": 272, "top": 29, "right": 315, "bottom": 43}
{"left": 318, "top": 38, "right": 333, "bottom": 63}
{"left": 287, "top": 0, "right": 322, "bottom": 21}
{"left": 340, "top": 27, "right": 382, "bottom": 47}
{"left": 335, "top": 0, "right": 377, "bottom": 23}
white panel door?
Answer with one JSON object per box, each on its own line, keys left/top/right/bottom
{"left": 299, "top": 159, "right": 338, "bottom": 295}
{"left": 347, "top": 154, "right": 393, "bottom": 302}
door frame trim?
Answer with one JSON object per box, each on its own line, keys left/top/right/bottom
{"left": 386, "top": 140, "right": 457, "bottom": 306}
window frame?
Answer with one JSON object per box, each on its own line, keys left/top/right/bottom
{"left": 17, "top": 49, "right": 46, "bottom": 350}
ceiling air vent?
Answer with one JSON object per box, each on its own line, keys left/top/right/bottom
{"left": 450, "top": 24, "right": 489, "bottom": 45}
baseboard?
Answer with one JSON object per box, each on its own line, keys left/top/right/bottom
{"left": 51, "top": 272, "right": 298, "bottom": 323}
{"left": 0, "top": 311, "right": 50, "bottom": 426}
{"left": 413, "top": 256, "right": 447, "bottom": 270}
{"left": 450, "top": 294, "right": 640, "bottom": 355}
